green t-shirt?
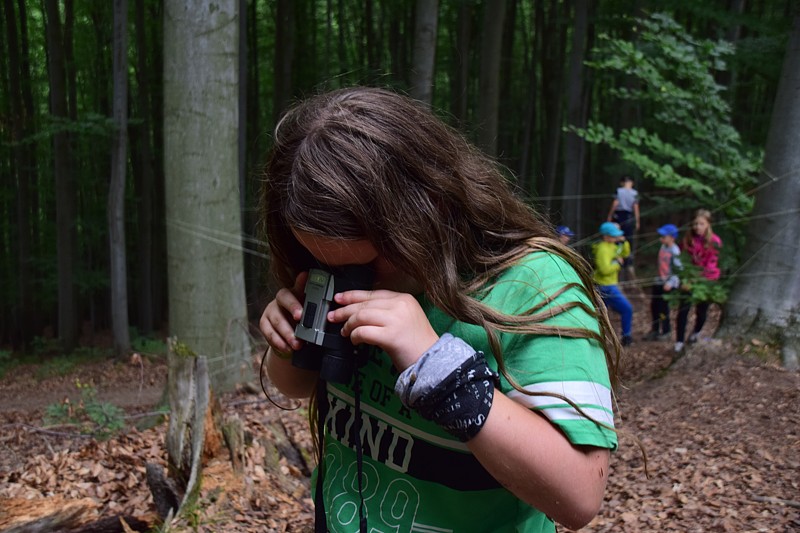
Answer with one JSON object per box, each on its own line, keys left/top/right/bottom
{"left": 319, "top": 252, "right": 616, "bottom": 532}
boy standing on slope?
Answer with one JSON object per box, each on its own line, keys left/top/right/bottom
{"left": 606, "top": 176, "right": 640, "bottom": 268}
{"left": 645, "top": 224, "right": 682, "bottom": 341}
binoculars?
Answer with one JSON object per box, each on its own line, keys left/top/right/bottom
{"left": 292, "top": 264, "right": 375, "bottom": 384}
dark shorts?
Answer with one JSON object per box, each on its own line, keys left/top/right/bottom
{"left": 612, "top": 210, "right": 635, "bottom": 241}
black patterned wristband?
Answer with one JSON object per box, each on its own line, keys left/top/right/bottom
{"left": 397, "top": 339, "right": 499, "bottom": 442}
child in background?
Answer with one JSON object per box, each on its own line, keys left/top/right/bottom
{"left": 606, "top": 176, "right": 640, "bottom": 265}
{"left": 593, "top": 222, "right": 633, "bottom": 346}
{"left": 675, "top": 209, "right": 722, "bottom": 352}
{"left": 556, "top": 225, "right": 575, "bottom": 246}
{"left": 258, "top": 87, "right": 619, "bottom": 532}
{"left": 644, "top": 224, "right": 682, "bottom": 341}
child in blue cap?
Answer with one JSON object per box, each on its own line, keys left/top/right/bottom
{"left": 592, "top": 222, "right": 633, "bottom": 345}
{"left": 556, "top": 225, "right": 575, "bottom": 246}
{"left": 645, "top": 224, "right": 682, "bottom": 342}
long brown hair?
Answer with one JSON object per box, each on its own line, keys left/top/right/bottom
{"left": 684, "top": 208, "right": 715, "bottom": 249}
{"left": 259, "top": 86, "right": 620, "bottom": 421}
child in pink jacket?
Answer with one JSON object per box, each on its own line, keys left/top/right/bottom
{"left": 675, "top": 209, "right": 722, "bottom": 352}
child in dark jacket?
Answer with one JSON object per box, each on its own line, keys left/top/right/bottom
{"left": 645, "top": 224, "right": 682, "bottom": 341}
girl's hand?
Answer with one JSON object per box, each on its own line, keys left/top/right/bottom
{"left": 328, "top": 290, "right": 439, "bottom": 372}
{"left": 259, "top": 272, "right": 308, "bottom": 356}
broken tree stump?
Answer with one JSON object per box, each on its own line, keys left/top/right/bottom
{"left": 145, "top": 338, "right": 224, "bottom": 520}
{"left": 221, "top": 414, "right": 245, "bottom": 475}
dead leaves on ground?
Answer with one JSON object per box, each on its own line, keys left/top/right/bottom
{"left": 1, "top": 305, "right": 798, "bottom": 532}
{"left": 0, "top": 395, "right": 315, "bottom": 532}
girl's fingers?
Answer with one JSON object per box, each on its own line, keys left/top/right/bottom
{"left": 260, "top": 305, "right": 300, "bottom": 353}
{"left": 276, "top": 287, "right": 304, "bottom": 322}
{"left": 347, "top": 325, "right": 384, "bottom": 347}
{"left": 333, "top": 289, "right": 394, "bottom": 305}
{"left": 259, "top": 272, "right": 312, "bottom": 353}
{"left": 338, "top": 307, "right": 388, "bottom": 337}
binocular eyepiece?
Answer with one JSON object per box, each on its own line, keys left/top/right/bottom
{"left": 292, "top": 264, "right": 375, "bottom": 384}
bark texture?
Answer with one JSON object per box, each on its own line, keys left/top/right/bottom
{"left": 721, "top": 15, "right": 800, "bottom": 369}
{"left": 163, "top": 0, "right": 252, "bottom": 391}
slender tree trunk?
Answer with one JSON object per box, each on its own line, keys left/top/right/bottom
{"left": 540, "top": 0, "right": 566, "bottom": 205}
{"left": 64, "top": 0, "right": 76, "bottom": 122}
{"left": 3, "top": 0, "right": 33, "bottom": 346}
{"left": 721, "top": 15, "right": 800, "bottom": 369}
{"left": 164, "top": 0, "right": 252, "bottom": 392}
{"left": 498, "top": 0, "right": 517, "bottom": 164}
{"left": 87, "top": 2, "right": 113, "bottom": 336}
{"left": 18, "top": 0, "right": 38, "bottom": 339}
{"left": 133, "top": 0, "right": 155, "bottom": 334}
{"left": 44, "top": 0, "right": 78, "bottom": 350}
{"left": 109, "top": 0, "right": 130, "bottom": 357}
{"left": 17, "top": 0, "right": 38, "bottom": 264}
{"left": 451, "top": 1, "right": 473, "bottom": 126}
{"left": 477, "top": 0, "right": 506, "bottom": 157}
{"left": 274, "top": 0, "right": 294, "bottom": 121}
{"left": 149, "top": 0, "right": 167, "bottom": 330}
{"left": 365, "top": 0, "right": 376, "bottom": 80}
{"left": 518, "top": 5, "right": 539, "bottom": 193}
{"left": 0, "top": 4, "right": 10, "bottom": 344}
{"left": 410, "top": 0, "right": 438, "bottom": 106}
{"left": 338, "top": 0, "right": 346, "bottom": 75}
{"left": 561, "top": 0, "right": 589, "bottom": 231}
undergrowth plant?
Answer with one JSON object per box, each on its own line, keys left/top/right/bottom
{"left": 44, "top": 379, "right": 126, "bottom": 439}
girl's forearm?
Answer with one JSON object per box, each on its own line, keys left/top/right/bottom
{"left": 468, "top": 393, "right": 610, "bottom": 530}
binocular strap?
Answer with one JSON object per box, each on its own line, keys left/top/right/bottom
{"left": 314, "top": 377, "right": 368, "bottom": 533}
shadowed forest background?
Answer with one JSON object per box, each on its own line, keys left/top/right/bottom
{"left": 2, "top": 0, "right": 799, "bottom": 385}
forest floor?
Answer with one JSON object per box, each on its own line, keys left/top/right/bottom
{"left": 1, "top": 291, "right": 799, "bottom": 532}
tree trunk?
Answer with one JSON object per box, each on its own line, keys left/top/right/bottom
{"left": 3, "top": 0, "right": 34, "bottom": 347}
{"left": 109, "top": 0, "right": 131, "bottom": 357}
{"left": 64, "top": 0, "right": 76, "bottom": 122}
{"left": 17, "top": 0, "right": 38, "bottom": 342}
{"left": 518, "top": 5, "right": 539, "bottom": 194}
{"left": 410, "top": 0, "right": 439, "bottom": 106}
{"left": 497, "top": 0, "right": 517, "bottom": 167}
{"left": 149, "top": 0, "right": 167, "bottom": 330}
{"left": 133, "top": 0, "right": 155, "bottom": 335}
{"left": 720, "top": 15, "right": 800, "bottom": 370}
{"left": 539, "top": 0, "right": 565, "bottom": 203}
{"left": 274, "top": 0, "right": 294, "bottom": 121}
{"left": 163, "top": 0, "right": 252, "bottom": 392}
{"left": 451, "top": 1, "right": 473, "bottom": 126}
{"left": 44, "top": 0, "right": 79, "bottom": 350}
{"left": 561, "top": 0, "right": 589, "bottom": 231}
{"left": 477, "top": 0, "right": 506, "bottom": 157}
{"left": 163, "top": 339, "right": 218, "bottom": 508}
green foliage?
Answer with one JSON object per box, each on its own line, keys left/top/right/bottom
{"left": 35, "top": 357, "right": 78, "bottom": 380}
{"left": 12, "top": 113, "right": 115, "bottom": 147}
{"left": 33, "top": 345, "right": 110, "bottom": 380}
{"left": 44, "top": 379, "right": 126, "bottom": 440}
{"left": 130, "top": 329, "right": 167, "bottom": 356}
{"left": 663, "top": 252, "right": 729, "bottom": 308}
{"left": 0, "top": 350, "right": 13, "bottom": 380}
{"left": 31, "top": 336, "right": 63, "bottom": 357}
{"left": 571, "top": 12, "right": 761, "bottom": 220}
{"left": 170, "top": 337, "right": 197, "bottom": 359}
